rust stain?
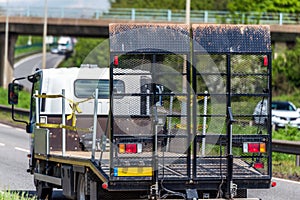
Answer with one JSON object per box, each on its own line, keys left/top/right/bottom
{"left": 109, "top": 23, "right": 189, "bottom": 35}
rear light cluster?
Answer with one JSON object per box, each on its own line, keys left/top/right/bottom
{"left": 119, "top": 143, "right": 142, "bottom": 154}
{"left": 243, "top": 142, "right": 266, "bottom": 153}
{"left": 254, "top": 162, "right": 264, "bottom": 169}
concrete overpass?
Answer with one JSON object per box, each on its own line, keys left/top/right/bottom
{"left": 1, "top": 16, "right": 300, "bottom": 87}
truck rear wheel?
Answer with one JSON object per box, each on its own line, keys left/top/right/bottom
{"left": 77, "top": 173, "right": 88, "bottom": 200}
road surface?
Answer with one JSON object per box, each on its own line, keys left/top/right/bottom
{"left": 0, "top": 123, "right": 299, "bottom": 199}
{"left": 13, "top": 53, "right": 64, "bottom": 89}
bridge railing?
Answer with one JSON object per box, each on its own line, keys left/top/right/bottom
{"left": 0, "top": 6, "right": 300, "bottom": 25}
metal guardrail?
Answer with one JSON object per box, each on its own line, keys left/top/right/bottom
{"left": 272, "top": 140, "right": 300, "bottom": 166}
{"left": 0, "top": 6, "right": 299, "bottom": 25}
{"left": 0, "top": 104, "right": 29, "bottom": 116}
{"left": 273, "top": 139, "right": 300, "bottom": 155}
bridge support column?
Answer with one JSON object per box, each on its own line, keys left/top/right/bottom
{"left": 0, "top": 33, "right": 18, "bottom": 88}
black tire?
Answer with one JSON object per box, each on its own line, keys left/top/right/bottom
{"left": 77, "top": 173, "right": 88, "bottom": 200}
{"left": 36, "top": 181, "right": 53, "bottom": 200}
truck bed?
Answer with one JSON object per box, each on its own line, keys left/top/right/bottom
{"left": 49, "top": 151, "right": 265, "bottom": 179}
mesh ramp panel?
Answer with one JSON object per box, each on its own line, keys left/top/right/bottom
{"left": 192, "top": 24, "right": 271, "bottom": 53}
{"left": 192, "top": 24, "right": 272, "bottom": 183}
{"left": 109, "top": 23, "right": 190, "bottom": 53}
{"left": 109, "top": 24, "right": 192, "bottom": 182}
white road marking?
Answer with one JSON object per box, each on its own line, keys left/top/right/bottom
{"left": 0, "top": 143, "right": 5, "bottom": 147}
{"left": 0, "top": 123, "right": 11, "bottom": 128}
{"left": 273, "top": 177, "right": 300, "bottom": 185}
{"left": 14, "top": 53, "right": 42, "bottom": 68}
{"left": 15, "top": 147, "right": 30, "bottom": 153}
{"left": 0, "top": 123, "right": 25, "bottom": 132}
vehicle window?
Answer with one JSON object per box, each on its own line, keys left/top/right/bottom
{"left": 74, "top": 79, "right": 124, "bottom": 99}
{"left": 29, "top": 73, "right": 42, "bottom": 123}
{"left": 272, "top": 102, "right": 296, "bottom": 111}
{"left": 271, "top": 104, "right": 276, "bottom": 110}
{"left": 288, "top": 104, "right": 296, "bottom": 111}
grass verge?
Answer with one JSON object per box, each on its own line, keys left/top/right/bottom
{"left": 273, "top": 152, "right": 300, "bottom": 181}
{"left": 0, "top": 87, "right": 31, "bottom": 109}
{"left": 0, "top": 191, "right": 35, "bottom": 200}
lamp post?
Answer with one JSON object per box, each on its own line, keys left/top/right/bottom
{"left": 185, "top": 0, "right": 190, "bottom": 24}
{"left": 181, "top": 0, "right": 191, "bottom": 125}
{"left": 3, "top": 0, "right": 9, "bottom": 88}
{"left": 42, "top": 0, "right": 48, "bottom": 69}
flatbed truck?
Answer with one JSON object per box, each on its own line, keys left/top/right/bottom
{"left": 8, "top": 23, "right": 274, "bottom": 199}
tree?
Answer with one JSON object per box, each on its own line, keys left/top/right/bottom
{"left": 267, "top": 0, "right": 300, "bottom": 13}
{"left": 228, "top": 0, "right": 300, "bottom": 14}
{"left": 110, "top": 0, "right": 229, "bottom": 11}
{"left": 227, "top": 0, "right": 271, "bottom": 13}
{"left": 272, "top": 38, "right": 300, "bottom": 95}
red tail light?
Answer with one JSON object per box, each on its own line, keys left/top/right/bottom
{"left": 243, "top": 142, "right": 266, "bottom": 153}
{"left": 263, "top": 55, "right": 268, "bottom": 66}
{"left": 125, "top": 144, "right": 137, "bottom": 153}
{"left": 119, "top": 143, "right": 142, "bottom": 154}
{"left": 254, "top": 162, "right": 264, "bottom": 169}
{"left": 114, "top": 56, "right": 119, "bottom": 66}
{"left": 248, "top": 143, "right": 260, "bottom": 153}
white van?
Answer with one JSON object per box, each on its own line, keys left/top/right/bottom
{"left": 57, "top": 36, "right": 74, "bottom": 54}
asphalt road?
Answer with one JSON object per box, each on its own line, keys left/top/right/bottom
{"left": 0, "top": 123, "right": 299, "bottom": 199}
{"left": 249, "top": 178, "right": 300, "bottom": 200}
{"left": 0, "top": 123, "right": 65, "bottom": 199}
{"left": 0, "top": 123, "right": 33, "bottom": 191}
{"left": 13, "top": 53, "right": 65, "bottom": 89}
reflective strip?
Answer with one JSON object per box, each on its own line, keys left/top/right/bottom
{"left": 114, "top": 167, "right": 153, "bottom": 176}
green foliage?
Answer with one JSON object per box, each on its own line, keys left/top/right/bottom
{"left": 14, "top": 46, "right": 42, "bottom": 57}
{"left": 228, "top": 0, "right": 271, "bottom": 13}
{"left": 267, "top": 0, "right": 300, "bottom": 13}
{"left": 272, "top": 152, "right": 300, "bottom": 179}
{"left": 227, "top": 0, "right": 300, "bottom": 13}
{"left": 0, "top": 87, "right": 31, "bottom": 109}
{"left": 15, "top": 35, "right": 43, "bottom": 46}
{"left": 111, "top": 0, "right": 300, "bottom": 13}
{"left": 0, "top": 191, "right": 35, "bottom": 200}
{"left": 272, "top": 38, "right": 300, "bottom": 96}
{"left": 272, "top": 127, "right": 300, "bottom": 141}
{"left": 111, "top": 0, "right": 229, "bottom": 10}
{"left": 273, "top": 90, "right": 300, "bottom": 108}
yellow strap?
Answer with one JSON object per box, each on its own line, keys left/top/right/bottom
{"left": 34, "top": 94, "right": 64, "bottom": 98}
{"left": 34, "top": 93, "right": 93, "bottom": 127}
{"left": 176, "top": 95, "right": 210, "bottom": 102}
{"left": 36, "top": 123, "right": 91, "bottom": 132}
{"left": 175, "top": 123, "right": 207, "bottom": 131}
{"left": 67, "top": 97, "right": 93, "bottom": 126}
